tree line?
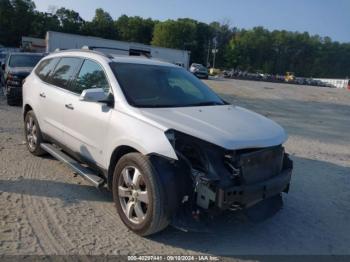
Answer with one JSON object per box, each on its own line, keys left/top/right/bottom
{"left": 1, "top": 0, "right": 349, "bottom": 78}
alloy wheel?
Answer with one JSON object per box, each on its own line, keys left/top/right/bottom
{"left": 118, "top": 166, "right": 149, "bottom": 224}
{"left": 26, "top": 116, "right": 37, "bottom": 151}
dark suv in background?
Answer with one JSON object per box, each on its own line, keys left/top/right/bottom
{"left": 1, "top": 52, "right": 44, "bottom": 105}
{"left": 190, "top": 63, "right": 209, "bottom": 79}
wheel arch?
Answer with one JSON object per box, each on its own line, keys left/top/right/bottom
{"left": 23, "top": 104, "right": 33, "bottom": 120}
{"left": 107, "top": 145, "right": 139, "bottom": 190}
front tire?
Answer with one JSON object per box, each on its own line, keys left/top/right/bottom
{"left": 112, "top": 153, "right": 170, "bottom": 236}
{"left": 24, "top": 110, "right": 46, "bottom": 156}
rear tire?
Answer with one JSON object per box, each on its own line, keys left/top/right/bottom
{"left": 112, "top": 153, "right": 170, "bottom": 236}
{"left": 24, "top": 110, "right": 46, "bottom": 156}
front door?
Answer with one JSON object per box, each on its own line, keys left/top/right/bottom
{"left": 62, "top": 59, "right": 112, "bottom": 167}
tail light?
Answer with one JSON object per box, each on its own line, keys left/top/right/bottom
{"left": 7, "top": 74, "right": 15, "bottom": 80}
{"left": 6, "top": 74, "right": 21, "bottom": 86}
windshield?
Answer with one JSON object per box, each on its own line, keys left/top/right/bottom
{"left": 9, "top": 54, "right": 43, "bottom": 68}
{"left": 110, "top": 63, "right": 225, "bottom": 108}
{"left": 192, "top": 64, "right": 206, "bottom": 69}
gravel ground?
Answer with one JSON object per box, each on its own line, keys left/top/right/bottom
{"left": 0, "top": 79, "right": 349, "bottom": 257}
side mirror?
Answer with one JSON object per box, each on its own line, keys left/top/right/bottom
{"left": 80, "top": 88, "right": 113, "bottom": 105}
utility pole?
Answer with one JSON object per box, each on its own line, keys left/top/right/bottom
{"left": 212, "top": 37, "right": 218, "bottom": 69}
{"left": 206, "top": 40, "right": 211, "bottom": 68}
{"left": 213, "top": 42, "right": 217, "bottom": 69}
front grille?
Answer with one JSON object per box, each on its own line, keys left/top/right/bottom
{"left": 238, "top": 146, "right": 284, "bottom": 184}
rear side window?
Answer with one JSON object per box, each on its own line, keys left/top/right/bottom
{"left": 49, "top": 57, "right": 82, "bottom": 89}
{"left": 70, "top": 59, "right": 109, "bottom": 94}
{"left": 35, "top": 58, "right": 59, "bottom": 82}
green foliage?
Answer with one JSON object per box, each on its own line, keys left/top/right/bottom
{"left": 30, "top": 12, "right": 60, "bottom": 38}
{"left": 227, "top": 27, "right": 350, "bottom": 78}
{"left": 82, "top": 8, "right": 118, "bottom": 39}
{"left": 0, "top": 0, "right": 349, "bottom": 77}
{"left": 55, "top": 7, "right": 84, "bottom": 34}
{"left": 0, "top": 0, "right": 15, "bottom": 46}
{"left": 192, "top": 22, "right": 213, "bottom": 65}
{"left": 152, "top": 19, "right": 197, "bottom": 49}
{"left": 0, "top": 0, "right": 36, "bottom": 46}
{"left": 208, "top": 21, "right": 235, "bottom": 68}
{"left": 115, "top": 15, "right": 156, "bottom": 44}
{"left": 152, "top": 18, "right": 215, "bottom": 64}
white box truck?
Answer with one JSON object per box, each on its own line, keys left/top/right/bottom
{"left": 46, "top": 31, "right": 190, "bottom": 69}
{"left": 22, "top": 36, "right": 46, "bottom": 52}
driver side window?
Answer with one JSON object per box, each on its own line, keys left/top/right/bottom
{"left": 71, "top": 59, "right": 109, "bottom": 94}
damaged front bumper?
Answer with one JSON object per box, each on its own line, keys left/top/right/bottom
{"left": 216, "top": 168, "right": 292, "bottom": 210}
{"left": 192, "top": 146, "right": 294, "bottom": 212}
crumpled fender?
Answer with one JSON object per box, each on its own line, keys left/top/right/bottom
{"left": 148, "top": 154, "right": 192, "bottom": 221}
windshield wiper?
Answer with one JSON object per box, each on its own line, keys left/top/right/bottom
{"left": 136, "top": 104, "right": 183, "bottom": 108}
{"left": 135, "top": 101, "right": 225, "bottom": 108}
{"left": 186, "top": 101, "right": 224, "bottom": 107}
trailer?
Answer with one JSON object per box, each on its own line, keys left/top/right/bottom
{"left": 46, "top": 31, "right": 190, "bottom": 69}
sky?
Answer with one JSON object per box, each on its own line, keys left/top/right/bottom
{"left": 33, "top": 0, "right": 350, "bottom": 43}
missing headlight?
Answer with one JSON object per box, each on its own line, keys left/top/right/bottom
{"left": 165, "top": 129, "right": 207, "bottom": 172}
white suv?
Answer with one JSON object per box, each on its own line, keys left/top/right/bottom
{"left": 23, "top": 49, "right": 293, "bottom": 235}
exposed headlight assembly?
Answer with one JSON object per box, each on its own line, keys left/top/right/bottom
{"left": 164, "top": 129, "right": 220, "bottom": 209}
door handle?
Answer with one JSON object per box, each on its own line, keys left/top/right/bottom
{"left": 65, "top": 103, "right": 74, "bottom": 110}
{"left": 39, "top": 92, "right": 46, "bottom": 98}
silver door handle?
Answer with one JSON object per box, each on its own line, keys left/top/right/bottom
{"left": 65, "top": 103, "right": 74, "bottom": 110}
{"left": 39, "top": 92, "right": 46, "bottom": 98}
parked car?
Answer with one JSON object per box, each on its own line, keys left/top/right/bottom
{"left": 2, "top": 52, "right": 44, "bottom": 105}
{"left": 0, "top": 52, "right": 7, "bottom": 87}
{"left": 190, "top": 63, "right": 209, "bottom": 79}
{"left": 23, "top": 49, "right": 293, "bottom": 236}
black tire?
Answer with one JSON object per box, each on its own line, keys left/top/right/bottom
{"left": 7, "top": 87, "right": 22, "bottom": 106}
{"left": 24, "top": 110, "right": 46, "bottom": 156}
{"left": 112, "top": 153, "right": 170, "bottom": 236}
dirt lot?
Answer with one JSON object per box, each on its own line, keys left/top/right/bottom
{"left": 0, "top": 79, "right": 349, "bottom": 256}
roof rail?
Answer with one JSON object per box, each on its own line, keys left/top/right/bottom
{"left": 78, "top": 47, "right": 115, "bottom": 58}
{"left": 50, "top": 47, "right": 113, "bottom": 59}
{"left": 82, "top": 45, "right": 152, "bottom": 59}
{"left": 82, "top": 45, "right": 129, "bottom": 52}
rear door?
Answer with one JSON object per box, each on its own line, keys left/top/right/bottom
{"left": 37, "top": 57, "right": 82, "bottom": 143}
{"left": 62, "top": 59, "right": 112, "bottom": 167}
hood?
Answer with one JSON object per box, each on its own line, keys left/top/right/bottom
{"left": 139, "top": 105, "right": 287, "bottom": 150}
{"left": 8, "top": 67, "right": 33, "bottom": 77}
